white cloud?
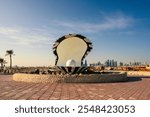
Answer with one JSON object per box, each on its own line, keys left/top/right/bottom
{"left": 0, "top": 27, "right": 20, "bottom": 35}
{"left": 0, "top": 12, "right": 134, "bottom": 47}
{"left": 54, "top": 13, "right": 133, "bottom": 33}
{"left": 0, "top": 27, "right": 55, "bottom": 46}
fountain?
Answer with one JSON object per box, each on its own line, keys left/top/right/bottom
{"left": 13, "top": 34, "right": 128, "bottom": 83}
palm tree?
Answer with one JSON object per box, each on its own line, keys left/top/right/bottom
{"left": 5, "top": 50, "right": 15, "bottom": 69}
{"left": 0, "top": 58, "right": 7, "bottom": 70}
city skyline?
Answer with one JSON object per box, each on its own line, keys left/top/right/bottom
{"left": 0, "top": 0, "right": 150, "bottom": 66}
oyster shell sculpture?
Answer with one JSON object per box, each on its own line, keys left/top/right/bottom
{"left": 53, "top": 34, "right": 92, "bottom": 74}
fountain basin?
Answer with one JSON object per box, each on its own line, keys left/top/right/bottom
{"left": 13, "top": 71, "right": 128, "bottom": 83}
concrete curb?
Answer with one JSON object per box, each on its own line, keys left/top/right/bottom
{"left": 13, "top": 72, "right": 128, "bottom": 83}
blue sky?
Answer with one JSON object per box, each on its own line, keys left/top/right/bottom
{"left": 0, "top": 0, "right": 150, "bottom": 66}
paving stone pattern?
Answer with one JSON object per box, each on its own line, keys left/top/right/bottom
{"left": 0, "top": 75, "right": 150, "bottom": 100}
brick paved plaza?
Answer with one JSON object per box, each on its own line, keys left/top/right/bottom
{"left": 0, "top": 75, "right": 150, "bottom": 100}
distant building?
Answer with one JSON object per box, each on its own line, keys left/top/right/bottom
{"left": 105, "top": 59, "right": 110, "bottom": 67}
{"left": 90, "top": 61, "right": 102, "bottom": 66}
{"left": 83, "top": 59, "right": 88, "bottom": 66}
{"left": 111, "top": 59, "right": 114, "bottom": 67}
{"left": 105, "top": 59, "right": 117, "bottom": 67}
{"left": 119, "top": 62, "right": 124, "bottom": 66}
{"left": 114, "top": 61, "right": 117, "bottom": 67}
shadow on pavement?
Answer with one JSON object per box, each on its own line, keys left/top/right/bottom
{"left": 127, "top": 77, "right": 142, "bottom": 82}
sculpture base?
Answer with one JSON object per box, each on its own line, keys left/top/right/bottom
{"left": 13, "top": 72, "right": 128, "bottom": 83}
{"left": 55, "top": 66, "right": 88, "bottom": 74}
